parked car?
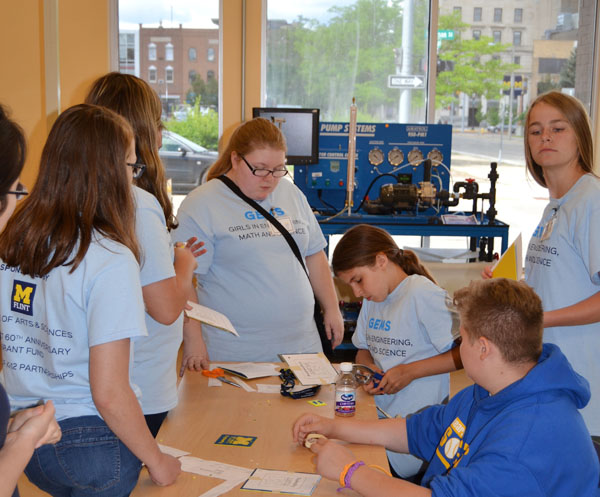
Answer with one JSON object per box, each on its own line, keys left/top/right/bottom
{"left": 160, "top": 130, "right": 218, "bottom": 194}
{"left": 486, "top": 123, "right": 517, "bottom": 134}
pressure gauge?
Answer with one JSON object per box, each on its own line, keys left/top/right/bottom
{"left": 368, "top": 148, "right": 384, "bottom": 166}
{"left": 427, "top": 148, "right": 444, "bottom": 164}
{"left": 407, "top": 147, "right": 424, "bottom": 166}
{"left": 387, "top": 148, "right": 404, "bottom": 166}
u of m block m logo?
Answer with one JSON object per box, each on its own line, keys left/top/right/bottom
{"left": 11, "top": 280, "right": 36, "bottom": 316}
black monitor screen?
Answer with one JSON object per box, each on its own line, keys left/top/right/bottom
{"left": 252, "top": 107, "right": 320, "bottom": 165}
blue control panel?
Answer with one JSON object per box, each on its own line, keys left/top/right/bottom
{"left": 294, "top": 122, "right": 452, "bottom": 215}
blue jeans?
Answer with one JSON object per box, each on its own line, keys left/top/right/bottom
{"left": 24, "top": 416, "right": 142, "bottom": 497}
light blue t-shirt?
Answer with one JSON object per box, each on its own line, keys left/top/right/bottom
{"left": 525, "top": 173, "right": 600, "bottom": 436}
{"left": 0, "top": 236, "right": 147, "bottom": 421}
{"left": 352, "top": 274, "right": 454, "bottom": 477}
{"left": 172, "top": 177, "right": 325, "bottom": 362}
{"left": 131, "top": 186, "right": 182, "bottom": 415}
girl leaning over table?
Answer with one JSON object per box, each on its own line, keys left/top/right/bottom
{"left": 0, "top": 104, "right": 180, "bottom": 496}
{"left": 332, "top": 224, "right": 461, "bottom": 481}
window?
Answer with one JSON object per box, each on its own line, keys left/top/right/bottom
{"left": 189, "top": 70, "right": 196, "bottom": 84}
{"left": 493, "top": 30, "right": 501, "bottom": 43}
{"left": 165, "top": 42, "right": 174, "bottom": 61}
{"left": 514, "top": 8, "right": 523, "bottom": 23}
{"left": 514, "top": 55, "right": 521, "bottom": 65}
{"left": 494, "top": 8, "right": 502, "bottom": 23}
{"left": 453, "top": 7, "right": 461, "bottom": 18}
{"left": 148, "top": 65, "right": 157, "bottom": 82}
{"left": 513, "top": 31, "right": 522, "bottom": 46}
{"left": 165, "top": 66, "right": 174, "bottom": 83}
{"left": 188, "top": 47, "right": 197, "bottom": 61}
{"left": 472, "top": 30, "right": 481, "bottom": 41}
{"left": 148, "top": 42, "right": 156, "bottom": 61}
{"left": 118, "top": 33, "right": 136, "bottom": 74}
{"left": 207, "top": 70, "right": 215, "bottom": 80}
{"left": 473, "top": 7, "right": 482, "bottom": 22}
{"left": 207, "top": 47, "right": 215, "bottom": 62}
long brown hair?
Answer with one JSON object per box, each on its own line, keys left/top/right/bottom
{"left": 0, "top": 105, "right": 26, "bottom": 215}
{"left": 85, "top": 72, "right": 177, "bottom": 230}
{"left": 207, "top": 117, "right": 286, "bottom": 181}
{"left": 0, "top": 104, "right": 139, "bottom": 277}
{"left": 332, "top": 224, "right": 437, "bottom": 284}
{"left": 524, "top": 91, "right": 595, "bottom": 188}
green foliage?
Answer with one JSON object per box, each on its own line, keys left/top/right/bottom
{"left": 436, "top": 12, "right": 519, "bottom": 108}
{"left": 485, "top": 106, "right": 500, "bottom": 126}
{"left": 186, "top": 74, "right": 218, "bottom": 107}
{"left": 559, "top": 47, "right": 576, "bottom": 88}
{"left": 165, "top": 98, "right": 218, "bottom": 150}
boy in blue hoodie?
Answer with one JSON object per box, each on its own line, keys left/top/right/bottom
{"left": 293, "top": 278, "right": 599, "bottom": 496}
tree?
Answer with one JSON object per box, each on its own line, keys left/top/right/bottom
{"left": 559, "top": 47, "right": 576, "bottom": 89}
{"left": 166, "top": 98, "right": 218, "bottom": 150}
{"left": 186, "top": 74, "right": 218, "bottom": 109}
{"left": 435, "top": 12, "right": 519, "bottom": 108}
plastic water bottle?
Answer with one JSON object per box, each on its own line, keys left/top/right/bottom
{"left": 335, "top": 362, "right": 357, "bottom": 417}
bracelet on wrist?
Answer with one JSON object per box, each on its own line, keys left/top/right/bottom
{"left": 337, "top": 460, "right": 365, "bottom": 491}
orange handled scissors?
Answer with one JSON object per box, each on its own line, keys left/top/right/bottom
{"left": 202, "top": 368, "right": 241, "bottom": 388}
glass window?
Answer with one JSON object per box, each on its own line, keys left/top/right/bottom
{"left": 473, "top": 7, "right": 482, "bottom": 22}
{"left": 148, "top": 42, "right": 156, "bottom": 61}
{"left": 166, "top": 66, "right": 174, "bottom": 83}
{"left": 266, "top": 1, "right": 431, "bottom": 123}
{"left": 513, "top": 31, "right": 522, "bottom": 46}
{"left": 207, "top": 47, "right": 215, "bottom": 62}
{"left": 514, "top": 55, "right": 521, "bottom": 65}
{"left": 207, "top": 70, "right": 215, "bottom": 80}
{"left": 493, "top": 30, "right": 501, "bottom": 43}
{"left": 472, "top": 30, "right": 481, "bottom": 41}
{"left": 453, "top": 7, "right": 461, "bottom": 18}
{"left": 494, "top": 8, "right": 502, "bottom": 23}
{"left": 118, "top": 0, "right": 220, "bottom": 201}
{"left": 514, "top": 8, "right": 523, "bottom": 23}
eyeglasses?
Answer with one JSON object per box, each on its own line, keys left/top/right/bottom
{"left": 6, "top": 183, "right": 28, "bottom": 200}
{"left": 240, "top": 155, "right": 288, "bottom": 178}
{"left": 127, "top": 162, "right": 146, "bottom": 179}
{"left": 279, "top": 368, "right": 321, "bottom": 399}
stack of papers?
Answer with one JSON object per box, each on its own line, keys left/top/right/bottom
{"left": 279, "top": 353, "right": 338, "bottom": 385}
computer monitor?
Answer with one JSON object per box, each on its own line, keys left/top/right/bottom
{"left": 251, "top": 107, "right": 320, "bottom": 165}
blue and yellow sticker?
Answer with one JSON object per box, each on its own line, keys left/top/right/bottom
{"left": 214, "top": 434, "right": 257, "bottom": 447}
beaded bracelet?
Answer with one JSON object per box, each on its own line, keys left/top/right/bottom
{"left": 337, "top": 460, "right": 365, "bottom": 491}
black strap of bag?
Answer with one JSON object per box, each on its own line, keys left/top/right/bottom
{"left": 217, "top": 175, "right": 333, "bottom": 355}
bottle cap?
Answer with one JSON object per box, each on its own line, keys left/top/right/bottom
{"left": 340, "top": 362, "right": 353, "bottom": 372}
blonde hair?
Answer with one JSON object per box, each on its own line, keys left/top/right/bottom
{"left": 207, "top": 117, "right": 286, "bottom": 181}
{"left": 85, "top": 72, "right": 177, "bottom": 230}
{"left": 524, "top": 91, "right": 594, "bottom": 188}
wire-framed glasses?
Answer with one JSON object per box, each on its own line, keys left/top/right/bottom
{"left": 6, "top": 182, "right": 28, "bottom": 200}
{"left": 127, "top": 162, "right": 146, "bottom": 179}
{"left": 240, "top": 155, "right": 288, "bottom": 178}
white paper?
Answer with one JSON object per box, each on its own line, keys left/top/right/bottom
{"left": 231, "top": 376, "right": 255, "bottom": 392}
{"left": 221, "top": 362, "right": 280, "bottom": 379}
{"left": 198, "top": 477, "right": 247, "bottom": 497}
{"left": 242, "top": 469, "right": 321, "bottom": 495}
{"left": 256, "top": 383, "right": 282, "bottom": 394}
{"left": 157, "top": 444, "right": 191, "bottom": 458}
{"left": 280, "top": 353, "right": 338, "bottom": 385}
{"left": 179, "top": 456, "right": 252, "bottom": 480}
{"left": 207, "top": 377, "right": 222, "bottom": 387}
{"left": 185, "top": 301, "right": 239, "bottom": 336}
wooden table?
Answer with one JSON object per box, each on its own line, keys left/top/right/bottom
{"left": 131, "top": 364, "right": 389, "bottom": 496}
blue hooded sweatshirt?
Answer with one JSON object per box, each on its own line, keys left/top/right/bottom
{"left": 407, "top": 343, "right": 599, "bottom": 496}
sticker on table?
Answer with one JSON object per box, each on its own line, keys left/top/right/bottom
{"left": 308, "top": 399, "right": 326, "bottom": 407}
{"left": 215, "top": 434, "right": 257, "bottom": 447}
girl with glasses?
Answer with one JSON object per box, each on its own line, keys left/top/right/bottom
{"left": 86, "top": 72, "right": 204, "bottom": 437}
{"left": 0, "top": 104, "right": 181, "bottom": 496}
{"left": 173, "top": 117, "right": 344, "bottom": 366}
{"left": 0, "top": 105, "right": 61, "bottom": 497}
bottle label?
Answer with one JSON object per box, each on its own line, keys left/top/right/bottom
{"left": 335, "top": 390, "right": 356, "bottom": 415}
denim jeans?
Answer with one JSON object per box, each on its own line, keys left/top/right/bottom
{"left": 24, "top": 416, "right": 142, "bottom": 497}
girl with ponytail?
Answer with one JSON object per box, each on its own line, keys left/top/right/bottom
{"left": 332, "top": 224, "right": 461, "bottom": 481}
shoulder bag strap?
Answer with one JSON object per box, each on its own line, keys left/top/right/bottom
{"left": 217, "top": 175, "right": 309, "bottom": 277}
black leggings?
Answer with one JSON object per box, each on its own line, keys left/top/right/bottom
{"left": 144, "top": 411, "right": 169, "bottom": 438}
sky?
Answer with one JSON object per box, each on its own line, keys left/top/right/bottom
{"left": 118, "top": 0, "right": 356, "bottom": 29}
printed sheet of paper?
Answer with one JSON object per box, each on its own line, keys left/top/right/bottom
{"left": 179, "top": 456, "right": 252, "bottom": 497}
{"left": 157, "top": 444, "right": 190, "bottom": 458}
{"left": 279, "top": 353, "right": 338, "bottom": 385}
{"left": 185, "top": 301, "right": 239, "bottom": 336}
{"left": 241, "top": 469, "right": 321, "bottom": 495}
